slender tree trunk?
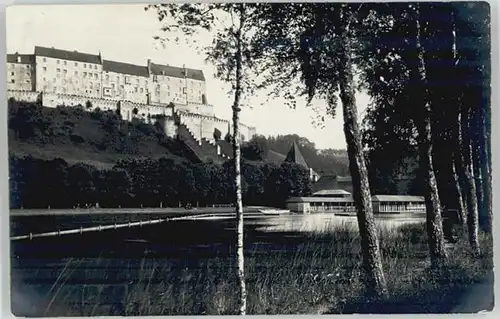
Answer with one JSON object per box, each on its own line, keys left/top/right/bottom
{"left": 338, "top": 14, "right": 387, "bottom": 298}
{"left": 482, "top": 125, "right": 492, "bottom": 233}
{"left": 412, "top": 4, "right": 448, "bottom": 267}
{"left": 472, "top": 138, "right": 485, "bottom": 230}
{"left": 484, "top": 104, "right": 492, "bottom": 232}
{"left": 451, "top": 156, "right": 467, "bottom": 227}
{"left": 476, "top": 104, "right": 492, "bottom": 232}
{"left": 232, "top": 5, "right": 247, "bottom": 315}
{"left": 461, "top": 106, "right": 481, "bottom": 255}
{"left": 455, "top": 113, "right": 469, "bottom": 230}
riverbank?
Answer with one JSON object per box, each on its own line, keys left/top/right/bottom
{"left": 10, "top": 219, "right": 493, "bottom": 316}
{"left": 9, "top": 206, "right": 289, "bottom": 216}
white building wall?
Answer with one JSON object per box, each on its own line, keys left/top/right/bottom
{"left": 7, "top": 62, "right": 34, "bottom": 91}
{"left": 36, "top": 56, "right": 102, "bottom": 97}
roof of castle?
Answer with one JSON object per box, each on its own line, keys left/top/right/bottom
{"left": 7, "top": 53, "right": 34, "bottom": 64}
{"left": 149, "top": 62, "right": 205, "bottom": 81}
{"left": 34, "top": 46, "right": 101, "bottom": 64}
{"left": 284, "top": 142, "right": 309, "bottom": 169}
{"left": 102, "top": 60, "right": 149, "bottom": 77}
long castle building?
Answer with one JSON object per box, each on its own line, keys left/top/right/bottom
{"left": 7, "top": 46, "right": 257, "bottom": 162}
{"left": 8, "top": 46, "right": 208, "bottom": 107}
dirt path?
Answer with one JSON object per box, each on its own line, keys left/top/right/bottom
{"left": 452, "top": 270, "right": 495, "bottom": 313}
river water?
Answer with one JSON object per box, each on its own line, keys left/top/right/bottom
{"left": 10, "top": 211, "right": 425, "bottom": 316}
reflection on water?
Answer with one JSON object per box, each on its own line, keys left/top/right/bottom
{"left": 195, "top": 213, "right": 425, "bottom": 234}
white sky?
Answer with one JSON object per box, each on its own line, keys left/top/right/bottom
{"left": 6, "top": 4, "right": 371, "bottom": 150}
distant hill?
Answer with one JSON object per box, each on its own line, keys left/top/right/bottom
{"left": 8, "top": 100, "right": 199, "bottom": 169}
{"left": 242, "top": 134, "right": 350, "bottom": 176}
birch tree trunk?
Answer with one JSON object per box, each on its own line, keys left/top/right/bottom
{"left": 461, "top": 106, "right": 481, "bottom": 256}
{"left": 484, "top": 104, "right": 492, "bottom": 232}
{"left": 452, "top": 157, "right": 467, "bottom": 227}
{"left": 482, "top": 118, "right": 492, "bottom": 233}
{"left": 412, "top": 4, "right": 448, "bottom": 267}
{"left": 232, "top": 5, "right": 247, "bottom": 315}
{"left": 476, "top": 104, "right": 491, "bottom": 232}
{"left": 338, "top": 13, "right": 387, "bottom": 297}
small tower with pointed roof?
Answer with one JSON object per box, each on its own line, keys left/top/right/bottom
{"left": 284, "top": 142, "right": 319, "bottom": 182}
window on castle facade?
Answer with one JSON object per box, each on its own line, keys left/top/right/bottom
{"left": 63, "top": 69, "right": 67, "bottom": 74}
{"left": 94, "top": 65, "right": 98, "bottom": 70}
{"left": 94, "top": 74, "right": 98, "bottom": 79}
{"left": 83, "top": 72, "right": 87, "bottom": 77}
{"left": 75, "top": 62, "right": 78, "bottom": 66}
{"left": 57, "top": 68, "right": 60, "bottom": 72}
{"left": 10, "top": 79, "right": 14, "bottom": 83}
{"left": 57, "top": 60, "right": 60, "bottom": 64}
{"left": 134, "top": 87, "right": 138, "bottom": 93}
{"left": 27, "top": 65, "right": 30, "bottom": 69}
{"left": 43, "top": 67, "right": 47, "bottom": 72}
{"left": 10, "top": 72, "right": 14, "bottom": 76}
{"left": 125, "top": 76, "right": 130, "bottom": 84}
{"left": 64, "top": 61, "right": 67, "bottom": 65}
{"left": 84, "top": 64, "right": 87, "bottom": 68}
{"left": 43, "top": 58, "right": 46, "bottom": 62}
{"left": 153, "top": 75, "right": 158, "bottom": 82}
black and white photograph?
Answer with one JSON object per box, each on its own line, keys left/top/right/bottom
{"left": 6, "top": 2, "right": 494, "bottom": 316}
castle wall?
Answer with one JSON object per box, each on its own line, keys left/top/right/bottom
{"left": 229, "top": 122, "right": 257, "bottom": 142}
{"left": 120, "top": 101, "right": 173, "bottom": 122}
{"left": 176, "top": 102, "right": 214, "bottom": 117}
{"left": 7, "top": 90, "right": 40, "bottom": 103}
{"left": 177, "top": 111, "right": 234, "bottom": 144}
{"left": 42, "top": 92, "right": 119, "bottom": 112}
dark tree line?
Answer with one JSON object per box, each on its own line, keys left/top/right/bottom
{"left": 9, "top": 155, "right": 311, "bottom": 209}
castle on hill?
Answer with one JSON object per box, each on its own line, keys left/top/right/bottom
{"left": 6, "top": 46, "right": 257, "bottom": 157}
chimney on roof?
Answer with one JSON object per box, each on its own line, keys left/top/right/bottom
{"left": 147, "top": 59, "right": 151, "bottom": 75}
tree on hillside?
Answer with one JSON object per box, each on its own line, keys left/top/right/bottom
{"left": 251, "top": 3, "right": 388, "bottom": 297}
{"left": 146, "top": 3, "right": 260, "bottom": 313}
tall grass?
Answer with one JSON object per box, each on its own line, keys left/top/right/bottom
{"left": 14, "top": 222, "right": 493, "bottom": 316}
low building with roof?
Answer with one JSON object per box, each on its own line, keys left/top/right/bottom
{"left": 312, "top": 189, "right": 352, "bottom": 198}
{"left": 371, "top": 195, "right": 425, "bottom": 214}
{"left": 286, "top": 189, "right": 426, "bottom": 215}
